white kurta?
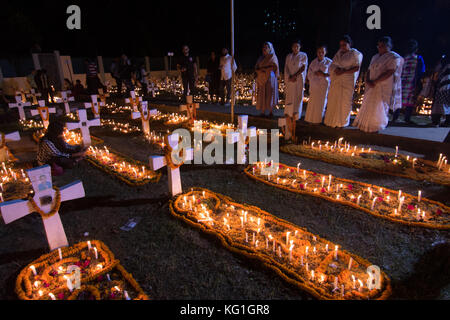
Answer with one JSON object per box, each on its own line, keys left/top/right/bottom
{"left": 323, "top": 48, "right": 363, "bottom": 127}
{"left": 284, "top": 52, "right": 308, "bottom": 120}
{"left": 353, "top": 51, "right": 404, "bottom": 133}
{"left": 305, "top": 57, "right": 332, "bottom": 124}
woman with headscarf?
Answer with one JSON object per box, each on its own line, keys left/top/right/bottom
{"left": 283, "top": 39, "right": 308, "bottom": 140}
{"left": 353, "top": 36, "right": 404, "bottom": 133}
{"left": 324, "top": 35, "right": 363, "bottom": 128}
{"left": 255, "top": 42, "right": 279, "bottom": 118}
{"left": 305, "top": 45, "right": 332, "bottom": 124}
{"left": 37, "top": 119, "right": 87, "bottom": 175}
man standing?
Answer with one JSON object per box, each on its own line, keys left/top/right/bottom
{"left": 85, "top": 59, "right": 100, "bottom": 94}
{"left": 219, "top": 48, "right": 237, "bottom": 105}
{"left": 177, "top": 45, "right": 198, "bottom": 99}
{"left": 119, "top": 54, "right": 134, "bottom": 96}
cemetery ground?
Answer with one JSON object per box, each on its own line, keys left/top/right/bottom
{"left": 0, "top": 106, "right": 449, "bottom": 300}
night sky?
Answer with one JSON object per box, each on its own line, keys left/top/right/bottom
{"left": 1, "top": 0, "right": 448, "bottom": 70}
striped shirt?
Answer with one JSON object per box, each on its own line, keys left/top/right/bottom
{"left": 37, "top": 138, "right": 78, "bottom": 166}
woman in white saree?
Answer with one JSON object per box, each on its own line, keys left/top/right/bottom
{"left": 324, "top": 35, "right": 363, "bottom": 128}
{"left": 305, "top": 45, "right": 332, "bottom": 124}
{"left": 353, "top": 37, "right": 404, "bottom": 133}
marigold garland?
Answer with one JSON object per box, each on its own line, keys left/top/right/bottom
{"left": 28, "top": 187, "right": 61, "bottom": 220}
{"left": 169, "top": 187, "right": 392, "bottom": 300}
{"left": 281, "top": 144, "right": 450, "bottom": 186}
{"left": 244, "top": 163, "right": 450, "bottom": 230}
{"left": 15, "top": 240, "right": 149, "bottom": 300}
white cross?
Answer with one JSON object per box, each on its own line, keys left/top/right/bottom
{"left": 15, "top": 90, "right": 27, "bottom": 103}
{"left": 8, "top": 96, "right": 32, "bottom": 120}
{"left": 57, "top": 91, "right": 75, "bottom": 114}
{"left": 147, "top": 82, "right": 158, "bottom": 98}
{"left": 66, "top": 109, "right": 101, "bottom": 147}
{"left": 125, "top": 91, "right": 142, "bottom": 112}
{"left": 131, "top": 101, "right": 157, "bottom": 135}
{"left": 0, "top": 165, "right": 85, "bottom": 251}
{"left": 226, "top": 115, "right": 257, "bottom": 164}
{"left": 30, "top": 101, "right": 57, "bottom": 129}
{"left": 84, "top": 95, "right": 105, "bottom": 119}
{"left": 26, "top": 89, "right": 42, "bottom": 105}
{"left": 0, "top": 131, "right": 21, "bottom": 162}
{"left": 149, "top": 133, "right": 193, "bottom": 197}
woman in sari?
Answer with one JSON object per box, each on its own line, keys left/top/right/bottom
{"left": 324, "top": 35, "right": 363, "bottom": 128}
{"left": 255, "top": 42, "right": 279, "bottom": 118}
{"left": 305, "top": 45, "right": 332, "bottom": 124}
{"left": 353, "top": 37, "right": 404, "bottom": 133}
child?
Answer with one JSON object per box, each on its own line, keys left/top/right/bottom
{"left": 37, "top": 120, "right": 87, "bottom": 175}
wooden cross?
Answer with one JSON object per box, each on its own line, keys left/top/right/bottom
{"left": 26, "top": 89, "right": 42, "bottom": 105}
{"left": 0, "top": 165, "right": 85, "bottom": 251}
{"left": 125, "top": 91, "right": 142, "bottom": 112}
{"left": 57, "top": 91, "right": 75, "bottom": 114}
{"left": 179, "top": 96, "right": 199, "bottom": 124}
{"left": 84, "top": 95, "right": 105, "bottom": 119}
{"left": 0, "top": 131, "right": 21, "bottom": 162}
{"left": 131, "top": 101, "right": 157, "bottom": 135}
{"left": 149, "top": 133, "right": 193, "bottom": 197}
{"left": 66, "top": 109, "right": 101, "bottom": 147}
{"left": 8, "top": 96, "right": 32, "bottom": 120}
{"left": 30, "top": 101, "right": 57, "bottom": 129}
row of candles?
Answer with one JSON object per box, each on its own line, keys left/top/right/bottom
{"left": 252, "top": 161, "right": 442, "bottom": 222}
{"left": 101, "top": 119, "right": 141, "bottom": 134}
{"left": 28, "top": 241, "right": 131, "bottom": 300}
{"left": 86, "top": 146, "right": 153, "bottom": 181}
{"left": 179, "top": 190, "right": 376, "bottom": 297}
{"left": 304, "top": 138, "right": 373, "bottom": 157}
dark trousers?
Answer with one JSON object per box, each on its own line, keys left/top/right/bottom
{"left": 219, "top": 79, "right": 232, "bottom": 103}
{"left": 182, "top": 77, "right": 195, "bottom": 97}
{"left": 393, "top": 106, "right": 414, "bottom": 122}
{"left": 432, "top": 114, "right": 450, "bottom": 126}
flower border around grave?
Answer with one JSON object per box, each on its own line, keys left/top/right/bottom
{"left": 169, "top": 187, "right": 392, "bottom": 300}
{"left": 85, "top": 146, "right": 162, "bottom": 187}
{"left": 16, "top": 240, "right": 149, "bottom": 300}
{"left": 280, "top": 144, "right": 450, "bottom": 187}
{"left": 244, "top": 163, "right": 450, "bottom": 230}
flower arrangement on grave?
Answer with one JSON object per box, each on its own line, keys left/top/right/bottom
{"left": 15, "top": 240, "right": 149, "bottom": 300}
{"left": 245, "top": 162, "right": 449, "bottom": 230}
{"left": 281, "top": 138, "right": 450, "bottom": 186}
{"left": 86, "top": 146, "right": 161, "bottom": 186}
{"left": 170, "top": 187, "right": 392, "bottom": 300}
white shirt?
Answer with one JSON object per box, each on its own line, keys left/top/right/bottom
{"left": 284, "top": 52, "right": 308, "bottom": 83}
{"left": 220, "top": 54, "right": 237, "bottom": 81}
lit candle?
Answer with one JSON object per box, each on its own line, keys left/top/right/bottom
{"left": 87, "top": 241, "right": 91, "bottom": 250}
{"left": 93, "top": 247, "right": 98, "bottom": 259}
{"left": 49, "top": 293, "right": 56, "bottom": 300}
{"left": 289, "top": 245, "right": 294, "bottom": 262}
{"left": 30, "top": 265, "right": 37, "bottom": 276}
{"left": 398, "top": 190, "right": 402, "bottom": 200}
{"left": 395, "top": 146, "right": 399, "bottom": 158}
{"left": 418, "top": 190, "right": 422, "bottom": 203}
{"left": 371, "top": 197, "right": 377, "bottom": 211}
{"left": 311, "top": 270, "right": 315, "bottom": 281}
{"left": 286, "top": 232, "right": 290, "bottom": 246}
{"left": 66, "top": 277, "right": 73, "bottom": 292}
{"left": 348, "top": 257, "right": 353, "bottom": 270}
{"left": 334, "top": 246, "right": 338, "bottom": 260}
{"left": 240, "top": 216, "right": 244, "bottom": 228}
{"left": 58, "top": 248, "right": 62, "bottom": 261}
{"left": 245, "top": 232, "right": 248, "bottom": 243}
{"left": 357, "top": 195, "right": 362, "bottom": 206}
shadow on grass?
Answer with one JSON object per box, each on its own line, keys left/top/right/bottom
{"left": 60, "top": 195, "right": 171, "bottom": 212}
{"left": 391, "top": 243, "right": 450, "bottom": 299}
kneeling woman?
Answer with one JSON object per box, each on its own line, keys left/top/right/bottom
{"left": 37, "top": 120, "right": 87, "bottom": 175}
{"left": 353, "top": 36, "right": 404, "bottom": 133}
